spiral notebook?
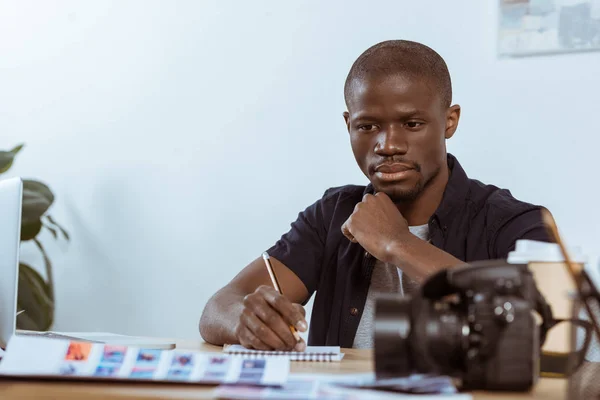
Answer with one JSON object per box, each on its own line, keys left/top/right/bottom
{"left": 223, "top": 345, "right": 344, "bottom": 362}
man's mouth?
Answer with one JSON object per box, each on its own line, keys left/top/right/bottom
{"left": 373, "top": 163, "right": 416, "bottom": 182}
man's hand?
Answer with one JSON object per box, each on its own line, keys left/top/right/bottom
{"left": 235, "top": 285, "right": 308, "bottom": 351}
{"left": 341, "top": 192, "right": 410, "bottom": 263}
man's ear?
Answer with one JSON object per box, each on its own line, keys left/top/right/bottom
{"left": 445, "top": 105, "right": 461, "bottom": 139}
{"left": 343, "top": 111, "right": 350, "bottom": 133}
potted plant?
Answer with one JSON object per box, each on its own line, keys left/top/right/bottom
{"left": 0, "top": 144, "right": 69, "bottom": 331}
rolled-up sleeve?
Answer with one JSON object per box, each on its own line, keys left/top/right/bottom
{"left": 492, "top": 207, "right": 554, "bottom": 258}
{"left": 265, "top": 191, "right": 330, "bottom": 296}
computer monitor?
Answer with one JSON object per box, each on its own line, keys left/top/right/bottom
{"left": 0, "top": 176, "right": 175, "bottom": 350}
{"left": 0, "top": 177, "right": 23, "bottom": 349}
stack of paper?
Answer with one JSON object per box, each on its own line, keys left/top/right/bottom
{"left": 0, "top": 336, "right": 288, "bottom": 386}
{"left": 215, "top": 373, "right": 472, "bottom": 399}
{"left": 329, "top": 373, "right": 463, "bottom": 394}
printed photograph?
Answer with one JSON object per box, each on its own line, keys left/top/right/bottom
{"left": 242, "top": 359, "right": 266, "bottom": 370}
{"left": 215, "top": 379, "right": 323, "bottom": 400}
{"left": 64, "top": 342, "right": 93, "bottom": 361}
{"left": 234, "top": 359, "right": 266, "bottom": 384}
{"left": 135, "top": 349, "right": 162, "bottom": 366}
{"left": 94, "top": 364, "right": 120, "bottom": 377}
{"left": 201, "top": 370, "right": 226, "bottom": 382}
{"left": 206, "top": 358, "right": 229, "bottom": 372}
{"left": 209, "top": 357, "right": 228, "bottom": 365}
{"left": 166, "top": 368, "right": 192, "bottom": 381}
{"left": 499, "top": 0, "right": 600, "bottom": 57}
{"left": 58, "top": 363, "right": 78, "bottom": 376}
{"left": 237, "top": 371, "right": 264, "bottom": 384}
{"left": 129, "top": 366, "right": 156, "bottom": 379}
{"left": 101, "top": 345, "right": 127, "bottom": 363}
{"left": 171, "top": 353, "right": 193, "bottom": 367}
{"left": 200, "top": 356, "right": 231, "bottom": 382}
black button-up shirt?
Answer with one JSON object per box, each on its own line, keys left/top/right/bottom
{"left": 266, "top": 154, "right": 552, "bottom": 347}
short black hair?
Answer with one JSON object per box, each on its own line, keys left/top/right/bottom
{"left": 344, "top": 40, "right": 452, "bottom": 108}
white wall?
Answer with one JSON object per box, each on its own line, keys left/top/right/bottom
{"left": 1, "top": 0, "right": 599, "bottom": 339}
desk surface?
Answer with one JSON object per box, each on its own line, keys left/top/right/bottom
{"left": 0, "top": 339, "right": 567, "bottom": 399}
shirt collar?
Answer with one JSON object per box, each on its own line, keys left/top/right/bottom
{"left": 434, "top": 153, "right": 470, "bottom": 224}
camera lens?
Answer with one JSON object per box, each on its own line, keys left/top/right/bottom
{"left": 374, "top": 294, "right": 413, "bottom": 379}
{"left": 375, "top": 294, "right": 468, "bottom": 379}
{"left": 413, "top": 301, "right": 468, "bottom": 374}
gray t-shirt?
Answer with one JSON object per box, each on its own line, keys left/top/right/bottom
{"left": 352, "top": 224, "right": 430, "bottom": 349}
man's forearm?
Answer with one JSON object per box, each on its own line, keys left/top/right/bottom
{"left": 199, "top": 289, "right": 244, "bottom": 346}
{"left": 389, "top": 233, "right": 465, "bottom": 283}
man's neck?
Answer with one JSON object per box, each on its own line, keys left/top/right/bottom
{"left": 396, "top": 164, "right": 450, "bottom": 226}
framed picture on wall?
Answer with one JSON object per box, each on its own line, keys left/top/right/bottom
{"left": 498, "top": 0, "right": 600, "bottom": 57}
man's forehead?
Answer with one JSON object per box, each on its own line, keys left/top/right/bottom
{"left": 346, "top": 74, "right": 440, "bottom": 113}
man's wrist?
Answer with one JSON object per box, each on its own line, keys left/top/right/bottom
{"left": 384, "top": 231, "right": 416, "bottom": 265}
{"left": 385, "top": 231, "right": 465, "bottom": 282}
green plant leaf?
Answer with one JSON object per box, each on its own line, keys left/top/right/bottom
{"left": 21, "top": 219, "right": 43, "bottom": 241}
{"left": 43, "top": 221, "right": 58, "bottom": 239}
{"left": 22, "top": 189, "right": 52, "bottom": 226}
{"left": 0, "top": 144, "right": 24, "bottom": 174}
{"left": 23, "top": 179, "right": 54, "bottom": 205}
{"left": 14, "top": 310, "right": 41, "bottom": 331}
{"left": 10, "top": 144, "right": 24, "bottom": 154}
{"left": 16, "top": 262, "right": 54, "bottom": 331}
{"left": 46, "top": 215, "right": 70, "bottom": 241}
{"left": 34, "top": 238, "right": 54, "bottom": 301}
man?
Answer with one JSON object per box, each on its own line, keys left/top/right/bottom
{"left": 199, "top": 40, "right": 551, "bottom": 351}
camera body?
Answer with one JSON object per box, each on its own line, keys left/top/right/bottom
{"left": 374, "top": 260, "right": 551, "bottom": 391}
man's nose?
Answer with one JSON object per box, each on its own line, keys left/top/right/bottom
{"left": 374, "top": 125, "right": 408, "bottom": 156}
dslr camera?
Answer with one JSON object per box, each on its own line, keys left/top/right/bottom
{"left": 374, "top": 260, "right": 556, "bottom": 391}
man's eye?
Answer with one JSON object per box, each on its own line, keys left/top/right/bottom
{"left": 406, "top": 121, "right": 424, "bottom": 129}
{"left": 358, "top": 125, "right": 375, "bottom": 131}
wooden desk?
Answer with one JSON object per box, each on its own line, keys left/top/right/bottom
{"left": 0, "top": 339, "right": 567, "bottom": 399}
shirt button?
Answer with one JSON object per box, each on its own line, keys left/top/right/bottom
{"left": 350, "top": 307, "right": 359, "bottom": 316}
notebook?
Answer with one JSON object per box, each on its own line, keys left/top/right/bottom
{"left": 0, "top": 335, "right": 289, "bottom": 387}
{"left": 223, "top": 345, "right": 344, "bottom": 362}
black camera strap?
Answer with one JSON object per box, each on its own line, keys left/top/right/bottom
{"left": 534, "top": 283, "right": 553, "bottom": 345}
{"left": 540, "top": 318, "right": 593, "bottom": 378}
{"left": 532, "top": 271, "right": 594, "bottom": 378}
